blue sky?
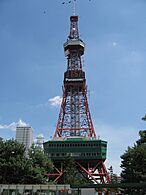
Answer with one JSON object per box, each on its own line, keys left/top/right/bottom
{"left": 0, "top": 0, "right": 146, "bottom": 174}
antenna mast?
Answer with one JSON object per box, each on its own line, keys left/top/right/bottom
{"left": 73, "top": 0, "right": 76, "bottom": 15}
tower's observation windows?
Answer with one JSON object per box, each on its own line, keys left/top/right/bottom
{"left": 64, "top": 39, "right": 85, "bottom": 56}
{"left": 44, "top": 139, "right": 107, "bottom": 161}
{"left": 46, "top": 141, "right": 106, "bottom": 148}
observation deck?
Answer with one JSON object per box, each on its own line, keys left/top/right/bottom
{"left": 44, "top": 137, "right": 107, "bottom": 162}
{"left": 64, "top": 39, "right": 85, "bottom": 56}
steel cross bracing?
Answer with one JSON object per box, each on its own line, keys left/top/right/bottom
{"left": 54, "top": 15, "right": 96, "bottom": 139}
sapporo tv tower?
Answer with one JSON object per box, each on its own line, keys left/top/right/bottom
{"left": 44, "top": 1, "right": 110, "bottom": 184}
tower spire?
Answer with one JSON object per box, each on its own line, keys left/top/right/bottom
{"left": 73, "top": 0, "right": 76, "bottom": 16}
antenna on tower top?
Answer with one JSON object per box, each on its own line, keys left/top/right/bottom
{"left": 62, "top": 0, "right": 92, "bottom": 15}
{"left": 62, "top": 0, "right": 77, "bottom": 15}
{"left": 73, "top": 0, "right": 76, "bottom": 15}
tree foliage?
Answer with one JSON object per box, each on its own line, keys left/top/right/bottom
{"left": 108, "top": 166, "right": 120, "bottom": 184}
{"left": 25, "top": 145, "right": 53, "bottom": 184}
{"left": 60, "top": 155, "right": 90, "bottom": 185}
{"left": 0, "top": 139, "right": 53, "bottom": 184}
{"left": 120, "top": 131, "right": 146, "bottom": 193}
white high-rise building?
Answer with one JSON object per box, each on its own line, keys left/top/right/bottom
{"left": 16, "top": 120, "right": 33, "bottom": 151}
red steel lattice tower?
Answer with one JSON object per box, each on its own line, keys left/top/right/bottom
{"left": 44, "top": 14, "right": 110, "bottom": 185}
{"left": 54, "top": 15, "right": 96, "bottom": 139}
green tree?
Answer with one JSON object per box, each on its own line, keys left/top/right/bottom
{"left": 0, "top": 139, "right": 53, "bottom": 184}
{"left": 0, "top": 139, "right": 28, "bottom": 184}
{"left": 60, "top": 155, "right": 90, "bottom": 185}
{"left": 24, "top": 145, "right": 53, "bottom": 184}
{"left": 137, "top": 130, "right": 146, "bottom": 145}
{"left": 108, "top": 166, "right": 120, "bottom": 184}
{"left": 120, "top": 131, "right": 146, "bottom": 194}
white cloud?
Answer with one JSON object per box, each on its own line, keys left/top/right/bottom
{"left": 0, "top": 119, "right": 28, "bottom": 131}
{"left": 49, "top": 96, "right": 62, "bottom": 107}
{"left": 17, "top": 119, "right": 28, "bottom": 127}
{"left": 35, "top": 96, "right": 62, "bottom": 109}
{"left": 0, "top": 122, "right": 17, "bottom": 131}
